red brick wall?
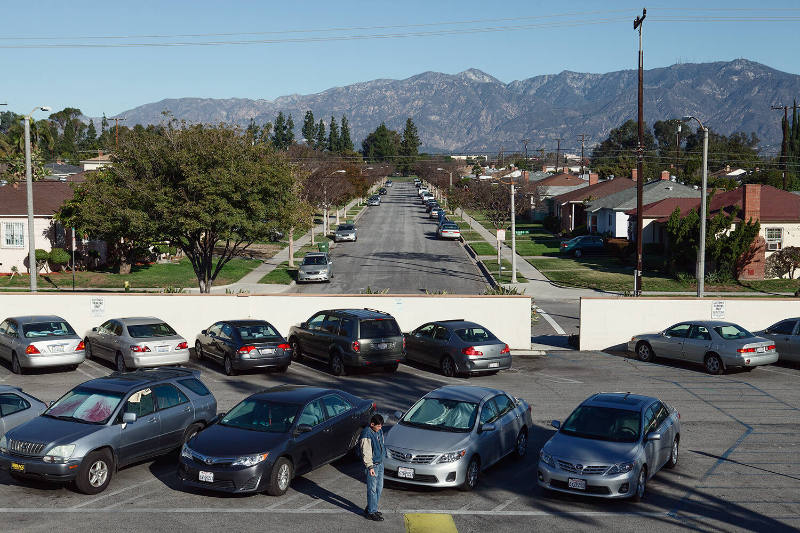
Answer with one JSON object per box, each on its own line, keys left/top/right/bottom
{"left": 738, "top": 236, "right": 766, "bottom": 280}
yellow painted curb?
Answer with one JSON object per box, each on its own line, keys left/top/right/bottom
{"left": 404, "top": 513, "right": 458, "bottom": 533}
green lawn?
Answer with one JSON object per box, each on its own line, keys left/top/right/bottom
{"left": 468, "top": 242, "right": 497, "bottom": 256}
{"left": 512, "top": 239, "right": 561, "bottom": 256}
{"left": 484, "top": 259, "right": 528, "bottom": 284}
{"left": 459, "top": 230, "right": 483, "bottom": 242}
{"left": 258, "top": 262, "right": 296, "bottom": 285}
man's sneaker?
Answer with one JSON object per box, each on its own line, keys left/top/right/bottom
{"left": 365, "top": 512, "right": 384, "bottom": 521}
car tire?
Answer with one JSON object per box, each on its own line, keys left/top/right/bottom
{"left": 115, "top": 352, "right": 128, "bottom": 373}
{"left": 636, "top": 342, "right": 655, "bottom": 363}
{"left": 75, "top": 449, "right": 114, "bottom": 495}
{"left": 266, "top": 457, "right": 293, "bottom": 496}
{"left": 194, "top": 341, "right": 204, "bottom": 361}
{"left": 384, "top": 363, "right": 399, "bottom": 373}
{"left": 665, "top": 436, "right": 679, "bottom": 469}
{"left": 458, "top": 456, "right": 480, "bottom": 492}
{"left": 440, "top": 356, "right": 457, "bottom": 378}
{"left": 275, "top": 364, "right": 289, "bottom": 373}
{"left": 224, "top": 355, "right": 237, "bottom": 376}
{"left": 329, "top": 353, "right": 346, "bottom": 376}
{"left": 182, "top": 423, "right": 203, "bottom": 446}
{"left": 513, "top": 428, "right": 528, "bottom": 460}
{"left": 11, "top": 352, "right": 23, "bottom": 375}
{"left": 68, "top": 364, "right": 79, "bottom": 371}
{"left": 631, "top": 465, "right": 647, "bottom": 502}
{"left": 85, "top": 340, "right": 94, "bottom": 360}
{"left": 704, "top": 353, "right": 724, "bottom": 375}
{"left": 290, "top": 339, "right": 304, "bottom": 363}
{"left": 574, "top": 249, "right": 583, "bottom": 258}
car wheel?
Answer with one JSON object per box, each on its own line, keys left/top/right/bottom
{"left": 458, "top": 456, "right": 480, "bottom": 492}
{"left": 75, "top": 449, "right": 114, "bottom": 495}
{"left": 513, "top": 428, "right": 528, "bottom": 460}
{"left": 275, "top": 364, "right": 289, "bottom": 373}
{"left": 704, "top": 353, "right": 724, "bottom": 375}
{"left": 574, "top": 249, "right": 582, "bottom": 258}
{"left": 384, "top": 362, "right": 399, "bottom": 373}
{"left": 194, "top": 341, "right": 204, "bottom": 361}
{"left": 11, "top": 352, "right": 23, "bottom": 375}
{"left": 440, "top": 356, "right": 457, "bottom": 378}
{"left": 224, "top": 355, "right": 237, "bottom": 376}
{"left": 115, "top": 353, "right": 128, "bottom": 373}
{"left": 266, "top": 457, "right": 293, "bottom": 496}
{"left": 182, "top": 423, "right": 203, "bottom": 446}
{"left": 636, "top": 342, "right": 655, "bottom": 363}
{"left": 290, "top": 339, "right": 304, "bottom": 363}
{"left": 68, "top": 364, "right": 79, "bottom": 371}
{"left": 329, "top": 353, "right": 346, "bottom": 376}
{"left": 85, "top": 340, "right": 94, "bottom": 360}
{"left": 665, "top": 437, "right": 679, "bottom": 469}
{"left": 631, "top": 466, "right": 647, "bottom": 502}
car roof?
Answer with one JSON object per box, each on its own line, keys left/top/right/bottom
{"left": 114, "top": 317, "right": 168, "bottom": 326}
{"left": 304, "top": 252, "right": 328, "bottom": 258}
{"left": 5, "top": 315, "right": 69, "bottom": 324}
{"left": 251, "top": 385, "right": 338, "bottom": 404}
{"left": 426, "top": 385, "right": 503, "bottom": 403}
{"left": 429, "top": 320, "right": 479, "bottom": 329}
{"left": 79, "top": 368, "right": 200, "bottom": 393}
{"left": 583, "top": 393, "right": 657, "bottom": 411}
{"left": 321, "top": 308, "right": 394, "bottom": 319}
{"left": 0, "top": 385, "right": 24, "bottom": 394}
{"left": 226, "top": 320, "right": 273, "bottom": 327}
{"left": 673, "top": 320, "right": 741, "bottom": 327}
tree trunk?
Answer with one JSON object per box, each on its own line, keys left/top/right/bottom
{"left": 118, "top": 260, "right": 131, "bottom": 275}
{"left": 323, "top": 208, "right": 328, "bottom": 236}
{"left": 288, "top": 226, "right": 295, "bottom": 268}
{"left": 336, "top": 208, "right": 340, "bottom": 225}
{"left": 310, "top": 221, "right": 315, "bottom": 245}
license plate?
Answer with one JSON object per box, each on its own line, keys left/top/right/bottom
{"left": 50, "top": 345, "right": 65, "bottom": 353}
{"left": 260, "top": 348, "right": 274, "bottom": 355}
{"left": 199, "top": 471, "right": 214, "bottom": 483}
{"left": 757, "top": 346, "right": 765, "bottom": 353}
{"left": 568, "top": 478, "right": 586, "bottom": 490}
{"left": 10, "top": 462, "right": 25, "bottom": 472}
{"left": 489, "top": 362, "right": 499, "bottom": 368}
{"left": 156, "top": 346, "right": 169, "bottom": 353}
{"left": 377, "top": 343, "right": 388, "bottom": 350}
{"left": 397, "top": 467, "right": 414, "bottom": 479}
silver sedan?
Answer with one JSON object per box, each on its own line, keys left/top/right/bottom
{"left": 756, "top": 318, "right": 800, "bottom": 363}
{"left": 0, "top": 315, "right": 85, "bottom": 374}
{"left": 538, "top": 393, "right": 681, "bottom": 501}
{"left": 0, "top": 386, "right": 47, "bottom": 437}
{"left": 297, "top": 252, "right": 332, "bottom": 282}
{"left": 333, "top": 224, "right": 357, "bottom": 243}
{"left": 628, "top": 320, "right": 777, "bottom": 374}
{"left": 85, "top": 317, "right": 190, "bottom": 372}
{"left": 384, "top": 385, "right": 532, "bottom": 491}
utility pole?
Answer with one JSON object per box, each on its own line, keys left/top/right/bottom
{"left": 554, "top": 138, "right": 563, "bottom": 173}
{"left": 771, "top": 103, "right": 799, "bottom": 189}
{"left": 521, "top": 139, "right": 530, "bottom": 170}
{"left": 675, "top": 124, "right": 681, "bottom": 171}
{"left": 633, "top": 7, "right": 646, "bottom": 297}
{"left": 578, "top": 134, "right": 587, "bottom": 176}
{"left": 111, "top": 117, "right": 127, "bottom": 148}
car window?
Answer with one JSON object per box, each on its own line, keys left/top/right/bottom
{"left": 152, "top": 383, "right": 189, "bottom": 410}
{"left": 219, "top": 323, "right": 234, "bottom": 340}
{"left": 307, "top": 314, "right": 326, "bottom": 330}
{"left": 338, "top": 318, "right": 356, "bottom": 338}
{"left": 454, "top": 327, "right": 495, "bottom": 343}
{"left": 207, "top": 323, "right": 222, "bottom": 337}
{"left": 113, "top": 322, "right": 124, "bottom": 336}
{"left": 643, "top": 404, "right": 658, "bottom": 435}
{"left": 220, "top": 399, "right": 298, "bottom": 433}
{"left": 0, "top": 321, "right": 8, "bottom": 336}
{"left": 297, "top": 400, "right": 326, "bottom": 427}
{"left": 415, "top": 324, "right": 436, "bottom": 338}
{"left": 713, "top": 324, "right": 754, "bottom": 340}
{"left": 178, "top": 378, "right": 211, "bottom": 396}
{"left": 654, "top": 402, "right": 669, "bottom": 428}
{"left": 479, "top": 401, "right": 498, "bottom": 424}
{"left": 338, "top": 225, "right": 354, "bottom": 231}
{"left": 665, "top": 324, "right": 691, "bottom": 338}
{"left": 6, "top": 322, "right": 17, "bottom": 337}
{"left": 47, "top": 386, "right": 124, "bottom": 425}
{"left": 321, "top": 394, "right": 352, "bottom": 418}
{"left": 99, "top": 320, "right": 114, "bottom": 334}
{"left": 433, "top": 326, "right": 450, "bottom": 341}
{"left": 303, "top": 255, "right": 328, "bottom": 265}
{"left": 0, "top": 393, "right": 30, "bottom": 417}
{"left": 561, "top": 405, "right": 641, "bottom": 443}
{"left": 322, "top": 315, "right": 341, "bottom": 334}
{"left": 689, "top": 325, "right": 712, "bottom": 341}
{"left": 236, "top": 323, "right": 280, "bottom": 342}
{"left": 359, "top": 319, "right": 401, "bottom": 339}
{"left": 127, "top": 322, "right": 177, "bottom": 338}
{"left": 769, "top": 320, "right": 796, "bottom": 335}
{"left": 22, "top": 320, "right": 76, "bottom": 338}
{"left": 122, "top": 388, "right": 156, "bottom": 418}
{"left": 492, "top": 394, "right": 514, "bottom": 417}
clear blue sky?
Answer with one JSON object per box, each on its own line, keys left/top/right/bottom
{"left": 3, "top": 1, "right": 799, "bottom": 118}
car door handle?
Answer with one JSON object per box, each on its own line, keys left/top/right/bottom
{"left": 183, "top": 406, "right": 191, "bottom": 412}
{"left": 323, "top": 427, "right": 332, "bottom": 433}
{"left": 149, "top": 418, "right": 159, "bottom": 423}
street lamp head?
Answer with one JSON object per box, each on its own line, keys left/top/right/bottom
{"left": 681, "top": 116, "right": 693, "bottom": 122}
{"left": 40, "top": 106, "right": 51, "bottom": 112}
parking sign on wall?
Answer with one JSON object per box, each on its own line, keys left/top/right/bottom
{"left": 90, "top": 296, "right": 105, "bottom": 317}
{"left": 711, "top": 301, "right": 725, "bottom": 320}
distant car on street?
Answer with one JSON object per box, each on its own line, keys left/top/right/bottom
{"left": 84, "top": 317, "right": 190, "bottom": 372}
{"left": 438, "top": 222, "right": 461, "bottom": 240}
{"left": 417, "top": 187, "right": 429, "bottom": 197}
{"left": 297, "top": 252, "right": 332, "bottom": 283}
{"left": 195, "top": 320, "right": 291, "bottom": 376}
{"left": 379, "top": 187, "right": 388, "bottom": 195}
{"left": 559, "top": 235, "right": 605, "bottom": 257}
{"left": 421, "top": 193, "right": 434, "bottom": 204}
{"left": 756, "top": 318, "right": 800, "bottom": 363}
{"left": 0, "top": 386, "right": 47, "bottom": 437}
{"left": 367, "top": 195, "right": 381, "bottom": 206}
{"left": 0, "top": 315, "right": 85, "bottom": 374}
{"left": 629, "top": 320, "right": 778, "bottom": 374}
{"left": 429, "top": 207, "right": 444, "bottom": 219}
{"left": 333, "top": 224, "right": 357, "bottom": 243}
{"left": 385, "top": 180, "right": 393, "bottom": 187}
{"left": 425, "top": 201, "right": 439, "bottom": 213}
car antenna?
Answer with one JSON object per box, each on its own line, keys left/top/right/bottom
{"left": 623, "top": 392, "right": 631, "bottom": 400}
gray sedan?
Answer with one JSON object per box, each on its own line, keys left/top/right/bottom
{"left": 756, "top": 318, "right": 800, "bottom": 363}
{"left": 628, "top": 320, "right": 778, "bottom": 374}
{"left": 0, "top": 386, "right": 47, "bottom": 437}
{"left": 538, "top": 393, "right": 680, "bottom": 501}
{"left": 333, "top": 224, "right": 357, "bottom": 243}
{"left": 404, "top": 320, "right": 511, "bottom": 377}
{"left": 0, "top": 315, "right": 85, "bottom": 374}
{"left": 384, "top": 385, "right": 532, "bottom": 491}
{"left": 85, "top": 317, "right": 190, "bottom": 372}
{"left": 297, "top": 252, "right": 332, "bottom": 282}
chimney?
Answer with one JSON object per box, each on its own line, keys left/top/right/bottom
{"left": 542, "top": 165, "right": 547, "bottom": 172}
{"left": 743, "top": 184, "right": 761, "bottom": 222}
{"left": 589, "top": 173, "right": 598, "bottom": 185}
{"left": 661, "top": 170, "right": 670, "bottom": 181}
{"left": 631, "top": 168, "right": 638, "bottom": 182}
{"left": 522, "top": 170, "right": 529, "bottom": 181}
{"left": 725, "top": 164, "right": 730, "bottom": 173}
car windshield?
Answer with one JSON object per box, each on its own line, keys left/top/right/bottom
{"left": 303, "top": 256, "right": 328, "bottom": 265}
{"left": 401, "top": 397, "right": 478, "bottom": 432}
{"left": 127, "top": 322, "right": 177, "bottom": 338}
{"left": 713, "top": 324, "right": 754, "bottom": 340}
{"left": 442, "top": 224, "right": 459, "bottom": 230}
{"left": 45, "top": 387, "right": 123, "bottom": 425}
{"left": 23, "top": 321, "right": 76, "bottom": 338}
{"left": 236, "top": 323, "right": 280, "bottom": 342}
{"left": 454, "top": 327, "right": 495, "bottom": 343}
{"left": 220, "top": 399, "right": 299, "bottom": 433}
{"left": 359, "top": 319, "right": 401, "bottom": 338}
{"left": 560, "top": 405, "right": 641, "bottom": 443}
{"left": 338, "top": 225, "right": 354, "bottom": 231}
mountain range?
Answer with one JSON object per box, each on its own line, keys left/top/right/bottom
{"left": 115, "top": 59, "right": 800, "bottom": 154}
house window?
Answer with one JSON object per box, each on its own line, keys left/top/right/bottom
{"left": 765, "top": 228, "right": 783, "bottom": 251}
{"left": 3, "top": 222, "right": 25, "bottom": 248}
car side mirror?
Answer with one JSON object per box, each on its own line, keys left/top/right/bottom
{"left": 646, "top": 432, "right": 662, "bottom": 441}
{"left": 201, "top": 329, "right": 207, "bottom": 335}
{"left": 479, "top": 423, "right": 496, "bottom": 433}
{"left": 92, "top": 327, "right": 98, "bottom": 332}
{"left": 295, "top": 423, "right": 313, "bottom": 436}
{"left": 122, "top": 412, "right": 137, "bottom": 424}
{"left": 211, "top": 411, "right": 226, "bottom": 424}
{"left": 394, "top": 410, "right": 403, "bottom": 421}
{"left": 301, "top": 322, "right": 308, "bottom": 329}
{"left": 551, "top": 420, "right": 561, "bottom": 429}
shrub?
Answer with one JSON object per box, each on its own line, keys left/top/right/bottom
{"left": 48, "top": 248, "right": 71, "bottom": 269}
{"left": 605, "top": 239, "right": 630, "bottom": 259}
{"left": 570, "top": 225, "right": 588, "bottom": 237}
{"left": 644, "top": 243, "right": 665, "bottom": 255}
{"left": 542, "top": 215, "right": 560, "bottom": 234}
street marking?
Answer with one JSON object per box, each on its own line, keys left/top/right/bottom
{"left": 266, "top": 492, "right": 305, "bottom": 509}
{"left": 537, "top": 373, "right": 583, "bottom": 384}
{"left": 75, "top": 365, "right": 98, "bottom": 380}
{"left": 71, "top": 477, "right": 159, "bottom": 509}
{"left": 758, "top": 367, "right": 800, "bottom": 377}
{"left": 404, "top": 513, "right": 458, "bottom": 533}
{"left": 297, "top": 499, "right": 322, "bottom": 510}
{"left": 491, "top": 499, "right": 516, "bottom": 511}
{"left": 534, "top": 306, "right": 565, "bottom": 335}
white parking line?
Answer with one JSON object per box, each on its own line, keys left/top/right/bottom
{"left": 75, "top": 365, "right": 99, "bottom": 380}
{"left": 536, "top": 373, "right": 583, "bottom": 384}
{"left": 534, "top": 306, "right": 565, "bottom": 335}
{"left": 297, "top": 499, "right": 322, "bottom": 510}
{"left": 71, "top": 478, "right": 159, "bottom": 509}
{"left": 758, "top": 367, "right": 800, "bottom": 377}
{"left": 397, "top": 364, "right": 455, "bottom": 385}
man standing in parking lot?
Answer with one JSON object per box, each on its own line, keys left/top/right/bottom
{"left": 360, "top": 414, "right": 386, "bottom": 521}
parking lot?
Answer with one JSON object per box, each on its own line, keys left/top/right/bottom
{"left": 1, "top": 348, "right": 799, "bottom": 532}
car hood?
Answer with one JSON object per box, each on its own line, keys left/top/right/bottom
{"left": 6, "top": 416, "right": 102, "bottom": 449}
{"left": 543, "top": 431, "right": 638, "bottom": 464}
{"left": 298, "top": 264, "right": 328, "bottom": 271}
{"left": 187, "top": 423, "right": 288, "bottom": 456}
{"left": 385, "top": 422, "right": 472, "bottom": 453}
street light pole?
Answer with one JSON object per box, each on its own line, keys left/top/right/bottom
{"left": 633, "top": 7, "right": 646, "bottom": 297}
{"left": 23, "top": 105, "right": 51, "bottom": 292}
{"left": 510, "top": 180, "right": 517, "bottom": 283}
{"left": 684, "top": 116, "right": 708, "bottom": 297}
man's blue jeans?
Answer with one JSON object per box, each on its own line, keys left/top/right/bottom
{"left": 365, "top": 463, "right": 384, "bottom": 514}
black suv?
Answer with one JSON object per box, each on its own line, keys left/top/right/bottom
{"left": 288, "top": 309, "right": 405, "bottom": 375}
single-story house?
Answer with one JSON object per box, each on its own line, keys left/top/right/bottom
{"left": 551, "top": 176, "right": 636, "bottom": 232}
{"left": 80, "top": 150, "right": 112, "bottom": 171}
{"left": 528, "top": 173, "right": 590, "bottom": 220}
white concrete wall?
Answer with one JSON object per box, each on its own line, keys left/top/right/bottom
{"left": 0, "top": 217, "right": 55, "bottom": 273}
{"left": 0, "top": 293, "right": 532, "bottom": 349}
{"left": 579, "top": 297, "right": 800, "bottom": 351}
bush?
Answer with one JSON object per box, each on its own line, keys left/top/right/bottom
{"left": 542, "top": 215, "right": 560, "bottom": 234}
{"left": 644, "top": 243, "right": 665, "bottom": 255}
{"left": 605, "top": 239, "right": 631, "bottom": 259}
{"left": 570, "top": 225, "right": 588, "bottom": 237}
{"left": 48, "top": 248, "right": 71, "bottom": 270}
{"left": 155, "top": 243, "right": 178, "bottom": 255}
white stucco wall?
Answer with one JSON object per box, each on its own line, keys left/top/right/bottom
{"left": 0, "top": 217, "right": 56, "bottom": 273}
{"left": 579, "top": 297, "right": 800, "bottom": 350}
{"left": 0, "top": 293, "right": 533, "bottom": 349}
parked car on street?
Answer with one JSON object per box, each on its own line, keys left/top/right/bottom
{"left": 0, "top": 386, "right": 47, "bottom": 437}
{"left": 333, "top": 224, "right": 357, "bottom": 243}
{"left": 0, "top": 316, "right": 85, "bottom": 374}
{"left": 413, "top": 179, "right": 421, "bottom": 187}
{"left": 429, "top": 207, "right": 444, "bottom": 219}
{"left": 537, "top": 393, "right": 680, "bottom": 501}
{"left": 756, "top": 318, "right": 800, "bottom": 363}
{"left": 379, "top": 187, "right": 388, "bottom": 195}
{"left": 386, "top": 180, "right": 393, "bottom": 187}
{"left": 288, "top": 308, "right": 405, "bottom": 375}
{"left": 437, "top": 222, "right": 462, "bottom": 240}
{"left": 559, "top": 235, "right": 605, "bottom": 257}
{"left": 179, "top": 385, "right": 375, "bottom": 495}
{"left": 195, "top": 320, "right": 291, "bottom": 376}
{"left": 367, "top": 195, "right": 381, "bottom": 206}
{"left": 297, "top": 252, "right": 332, "bottom": 283}
{"left": 405, "top": 320, "right": 511, "bottom": 377}
{"left": 425, "top": 200, "right": 439, "bottom": 212}
{"left": 0, "top": 368, "right": 217, "bottom": 494}
{"left": 629, "top": 321, "right": 778, "bottom": 374}
{"left": 421, "top": 193, "right": 434, "bottom": 204}
{"left": 85, "top": 317, "right": 190, "bottom": 372}
{"left": 384, "top": 386, "right": 532, "bottom": 490}
{"left": 417, "top": 187, "right": 428, "bottom": 196}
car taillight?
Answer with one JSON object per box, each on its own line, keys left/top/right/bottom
{"left": 561, "top": 243, "right": 567, "bottom": 247}
{"left": 130, "top": 345, "right": 151, "bottom": 352}
{"left": 403, "top": 337, "right": 406, "bottom": 350}
{"left": 76, "top": 341, "right": 85, "bottom": 351}
{"left": 767, "top": 345, "right": 776, "bottom": 351}
{"left": 352, "top": 341, "right": 360, "bottom": 353}
{"left": 176, "top": 341, "right": 188, "bottom": 350}
{"left": 25, "top": 344, "right": 40, "bottom": 355}
{"left": 371, "top": 402, "right": 377, "bottom": 411}
{"left": 737, "top": 347, "right": 756, "bottom": 353}
{"left": 462, "top": 346, "right": 483, "bottom": 356}
{"left": 277, "top": 343, "right": 290, "bottom": 350}
{"left": 500, "top": 344, "right": 510, "bottom": 354}
{"left": 238, "top": 345, "right": 256, "bottom": 354}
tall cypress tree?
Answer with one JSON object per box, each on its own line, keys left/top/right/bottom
{"left": 286, "top": 114, "right": 295, "bottom": 146}
{"left": 399, "top": 118, "right": 421, "bottom": 175}
{"left": 328, "top": 116, "right": 340, "bottom": 153}
{"left": 301, "top": 111, "right": 316, "bottom": 145}
{"left": 271, "top": 112, "right": 288, "bottom": 149}
{"left": 315, "top": 119, "right": 326, "bottom": 150}
{"left": 340, "top": 116, "right": 354, "bottom": 153}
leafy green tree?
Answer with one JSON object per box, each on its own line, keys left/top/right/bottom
{"left": 286, "top": 114, "right": 295, "bottom": 146}
{"left": 591, "top": 119, "right": 656, "bottom": 179}
{"left": 271, "top": 112, "right": 290, "bottom": 149}
{"left": 315, "top": 119, "right": 326, "bottom": 150}
{"left": 327, "top": 116, "right": 340, "bottom": 152}
{"left": 361, "top": 122, "right": 400, "bottom": 162}
{"left": 399, "top": 118, "right": 421, "bottom": 175}
{"left": 340, "top": 116, "right": 354, "bottom": 153}
{"left": 245, "top": 119, "right": 260, "bottom": 143}
{"left": 301, "top": 111, "right": 316, "bottom": 145}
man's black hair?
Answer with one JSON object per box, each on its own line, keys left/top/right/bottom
{"left": 370, "top": 413, "right": 384, "bottom": 426}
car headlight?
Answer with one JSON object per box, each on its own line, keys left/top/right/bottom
{"left": 0, "top": 435, "right": 7, "bottom": 453}
{"left": 539, "top": 450, "right": 555, "bottom": 467}
{"left": 231, "top": 453, "right": 269, "bottom": 467}
{"left": 436, "top": 450, "right": 466, "bottom": 463}
{"left": 43, "top": 444, "right": 76, "bottom": 463}
{"left": 181, "top": 444, "right": 192, "bottom": 460}
{"left": 606, "top": 461, "right": 635, "bottom": 475}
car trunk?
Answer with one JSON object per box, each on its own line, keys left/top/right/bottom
{"left": 29, "top": 337, "right": 82, "bottom": 355}
{"left": 135, "top": 335, "right": 184, "bottom": 353}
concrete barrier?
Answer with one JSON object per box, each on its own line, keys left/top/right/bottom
{"left": 1, "top": 293, "right": 532, "bottom": 349}
{"left": 580, "top": 296, "right": 800, "bottom": 351}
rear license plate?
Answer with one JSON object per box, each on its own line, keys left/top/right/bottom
{"left": 397, "top": 467, "right": 414, "bottom": 479}
{"left": 199, "top": 471, "right": 214, "bottom": 483}
{"left": 488, "top": 362, "right": 499, "bottom": 368}
{"left": 156, "top": 346, "right": 169, "bottom": 353}
{"left": 377, "top": 343, "right": 389, "bottom": 350}
{"left": 568, "top": 478, "right": 586, "bottom": 490}
{"left": 260, "top": 348, "right": 274, "bottom": 355}
{"left": 10, "top": 462, "right": 25, "bottom": 472}
{"left": 756, "top": 346, "right": 765, "bottom": 353}
{"left": 50, "top": 345, "right": 65, "bottom": 353}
